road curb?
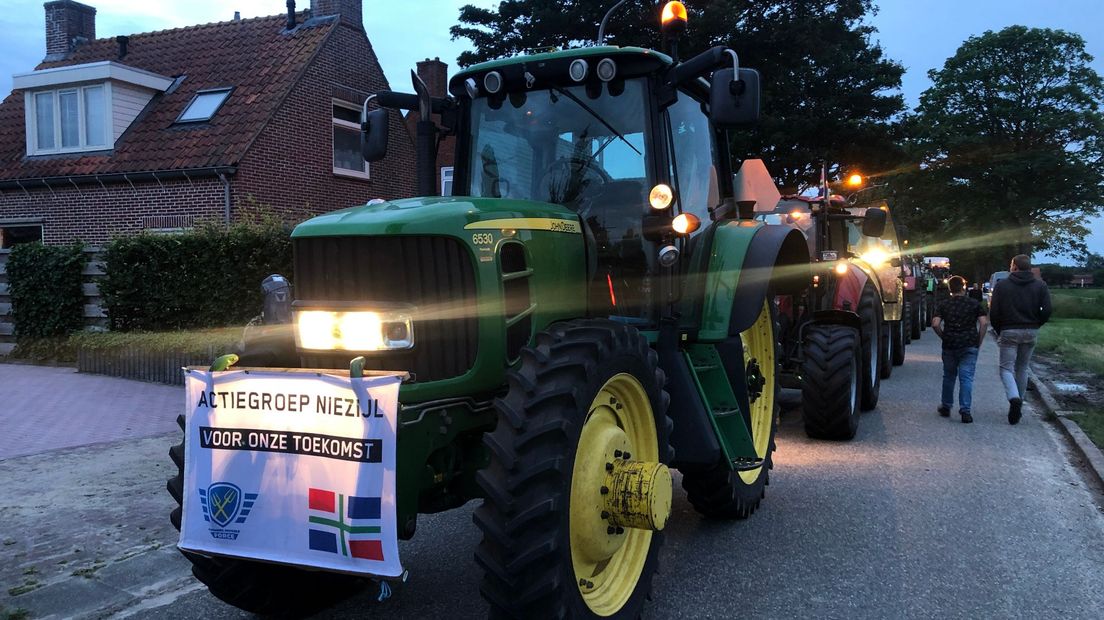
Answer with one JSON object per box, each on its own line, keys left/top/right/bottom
{"left": 1029, "top": 371, "right": 1104, "bottom": 489}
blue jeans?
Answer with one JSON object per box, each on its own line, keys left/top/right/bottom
{"left": 997, "top": 329, "right": 1038, "bottom": 401}
{"left": 942, "top": 347, "right": 979, "bottom": 413}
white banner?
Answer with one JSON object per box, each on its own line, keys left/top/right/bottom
{"left": 179, "top": 368, "right": 403, "bottom": 577}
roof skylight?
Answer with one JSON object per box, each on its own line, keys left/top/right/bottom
{"left": 177, "top": 88, "right": 231, "bottom": 123}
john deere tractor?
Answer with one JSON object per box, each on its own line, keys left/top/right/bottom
{"left": 760, "top": 190, "right": 906, "bottom": 440}
{"left": 167, "top": 4, "right": 809, "bottom": 617}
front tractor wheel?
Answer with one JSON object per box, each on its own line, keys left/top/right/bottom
{"left": 682, "top": 300, "right": 779, "bottom": 519}
{"left": 474, "top": 320, "right": 673, "bottom": 619}
{"left": 801, "top": 324, "right": 861, "bottom": 440}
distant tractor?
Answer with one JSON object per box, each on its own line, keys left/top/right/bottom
{"left": 761, "top": 191, "right": 907, "bottom": 440}
{"left": 903, "top": 253, "right": 936, "bottom": 336}
{"left": 167, "top": 4, "right": 811, "bottom": 618}
{"left": 898, "top": 229, "right": 927, "bottom": 341}
{"left": 926, "top": 256, "right": 953, "bottom": 306}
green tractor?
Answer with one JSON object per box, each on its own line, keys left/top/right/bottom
{"left": 167, "top": 5, "right": 808, "bottom": 617}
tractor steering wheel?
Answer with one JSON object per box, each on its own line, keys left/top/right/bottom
{"left": 538, "top": 156, "right": 612, "bottom": 203}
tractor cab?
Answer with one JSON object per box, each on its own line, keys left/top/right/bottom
{"left": 360, "top": 41, "right": 763, "bottom": 327}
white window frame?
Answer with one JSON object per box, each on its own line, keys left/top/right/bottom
{"left": 441, "top": 166, "right": 454, "bottom": 196}
{"left": 25, "top": 83, "right": 112, "bottom": 155}
{"left": 332, "top": 99, "right": 370, "bottom": 180}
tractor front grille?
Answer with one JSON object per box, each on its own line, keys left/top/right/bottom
{"left": 293, "top": 235, "right": 479, "bottom": 382}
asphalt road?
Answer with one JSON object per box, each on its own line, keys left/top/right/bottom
{"left": 3, "top": 330, "right": 1104, "bottom": 618}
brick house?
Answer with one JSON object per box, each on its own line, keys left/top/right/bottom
{"left": 0, "top": 0, "right": 419, "bottom": 247}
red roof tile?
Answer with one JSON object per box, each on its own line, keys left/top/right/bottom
{"left": 0, "top": 11, "right": 334, "bottom": 181}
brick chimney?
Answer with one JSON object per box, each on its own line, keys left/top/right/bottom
{"left": 44, "top": 0, "right": 96, "bottom": 59}
{"left": 416, "top": 57, "right": 448, "bottom": 98}
{"left": 310, "top": 0, "right": 362, "bottom": 29}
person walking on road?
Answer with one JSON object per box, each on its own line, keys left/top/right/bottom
{"left": 989, "top": 254, "right": 1052, "bottom": 425}
{"left": 932, "top": 276, "right": 989, "bottom": 423}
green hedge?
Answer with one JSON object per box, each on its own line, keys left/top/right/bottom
{"left": 5, "top": 242, "right": 86, "bottom": 339}
{"left": 99, "top": 223, "right": 292, "bottom": 331}
{"left": 70, "top": 327, "right": 243, "bottom": 356}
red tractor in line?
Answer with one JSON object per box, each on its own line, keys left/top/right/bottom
{"left": 762, "top": 194, "right": 908, "bottom": 439}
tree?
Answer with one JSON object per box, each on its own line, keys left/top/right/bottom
{"left": 451, "top": 0, "right": 905, "bottom": 192}
{"left": 899, "top": 26, "right": 1104, "bottom": 267}
{"left": 1082, "top": 251, "right": 1104, "bottom": 271}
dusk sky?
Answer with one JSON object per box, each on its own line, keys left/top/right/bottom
{"left": 0, "top": 0, "right": 1100, "bottom": 261}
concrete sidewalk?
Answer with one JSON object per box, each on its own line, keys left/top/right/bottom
{"left": 0, "top": 363, "right": 182, "bottom": 460}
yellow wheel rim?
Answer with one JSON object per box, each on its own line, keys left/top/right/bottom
{"left": 570, "top": 373, "right": 669, "bottom": 616}
{"left": 738, "top": 301, "right": 776, "bottom": 484}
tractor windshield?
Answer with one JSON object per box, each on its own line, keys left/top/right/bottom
{"left": 467, "top": 78, "right": 650, "bottom": 211}
{"left": 467, "top": 78, "right": 657, "bottom": 323}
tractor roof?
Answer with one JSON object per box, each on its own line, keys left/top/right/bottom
{"left": 457, "top": 46, "right": 672, "bottom": 77}
{"left": 449, "top": 46, "right": 674, "bottom": 96}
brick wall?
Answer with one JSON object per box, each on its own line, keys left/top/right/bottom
{"left": 0, "top": 177, "right": 225, "bottom": 245}
{"left": 233, "top": 21, "right": 416, "bottom": 221}
{"left": 44, "top": 0, "right": 96, "bottom": 58}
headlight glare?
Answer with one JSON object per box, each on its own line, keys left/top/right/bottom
{"left": 295, "top": 310, "right": 413, "bottom": 351}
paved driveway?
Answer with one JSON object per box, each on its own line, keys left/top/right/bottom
{"left": 0, "top": 363, "right": 181, "bottom": 460}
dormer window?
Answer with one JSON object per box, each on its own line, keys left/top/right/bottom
{"left": 14, "top": 61, "right": 174, "bottom": 157}
{"left": 177, "top": 88, "right": 232, "bottom": 123}
{"left": 31, "top": 85, "right": 108, "bottom": 153}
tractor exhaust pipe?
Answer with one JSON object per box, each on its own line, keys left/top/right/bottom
{"left": 411, "top": 70, "right": 439, "bottom": 196}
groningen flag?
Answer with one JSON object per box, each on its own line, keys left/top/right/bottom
{"left": 307, "top": 487, "right": 384, "bottom": 561}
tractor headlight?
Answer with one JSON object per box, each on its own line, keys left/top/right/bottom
{"left": 294, "top": 310, "right": 413, "bottom": 352}
{"left": 861, "top": 248, "right": 888, "bottom": 267}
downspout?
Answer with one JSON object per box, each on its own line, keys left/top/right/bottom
{"left": 218, "top": 173, "right": 231, "bottom": 225}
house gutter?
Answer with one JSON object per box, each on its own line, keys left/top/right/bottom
{"left": 0, "top": 167, "right": 237, "bottom": 192}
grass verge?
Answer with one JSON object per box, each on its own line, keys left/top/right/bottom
{"left": 1050, "top": 288, "right": 1104, "bottom": 321}
{"left": 1036, "top": 318, "right": 1104, "bottom": 377}
{"left": 1069, "top": 408, "right": 1104, "bottom": 451}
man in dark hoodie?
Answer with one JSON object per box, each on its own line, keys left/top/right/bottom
{"left": 989, "top": 255, "right": 1052, "bottom": 425}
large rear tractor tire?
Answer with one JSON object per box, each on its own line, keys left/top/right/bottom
{"left": 880, "top": 316, "right": 894, "bottom": 380}
{"left": 909, "top": 297, "right": 922, "bottom": 340}
{"left": 682, "top": 300, "right": 779, "bottom": 518}
{"left": 900, "top": 300, "right": 909, "bottom": 344}
{"left": 474, "top": 319, "right": 673, "bottom": 619}
{"left": 891, "top": 316, "right": 906, "bottom": 366}
{"left": 858, "top": 285, "right": 881, "bottom": 411}
{"left": 167, "top": 417, "right": 365, "bottom": 616}
{"left": 801, "top": 324, "right": 861, "bottom": 440}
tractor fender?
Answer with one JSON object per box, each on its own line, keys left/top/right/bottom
{"left": 832, "top": 263, "right": 872, "bottom": 313}
{"left": 795, "top": 309, "right": 863, "bottom": 362}
{"left": 807, "top": 309, "right": 862, "bottom": 333}
{"left": 694, "top": 222, "right": 810, "bottom": 341}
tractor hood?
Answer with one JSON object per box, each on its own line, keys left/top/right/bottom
{"left": 291, "top": 196, "right": 582, "bottom": 238}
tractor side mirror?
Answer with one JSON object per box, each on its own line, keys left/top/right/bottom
{"left": 361, "top": 107, "right": 389, "bottom": 163}
{"left": 710, "top": 67, "right": 760, "bottom": 127}
{"left": 862, "top": 208, "right": 887, "bottom": 238}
